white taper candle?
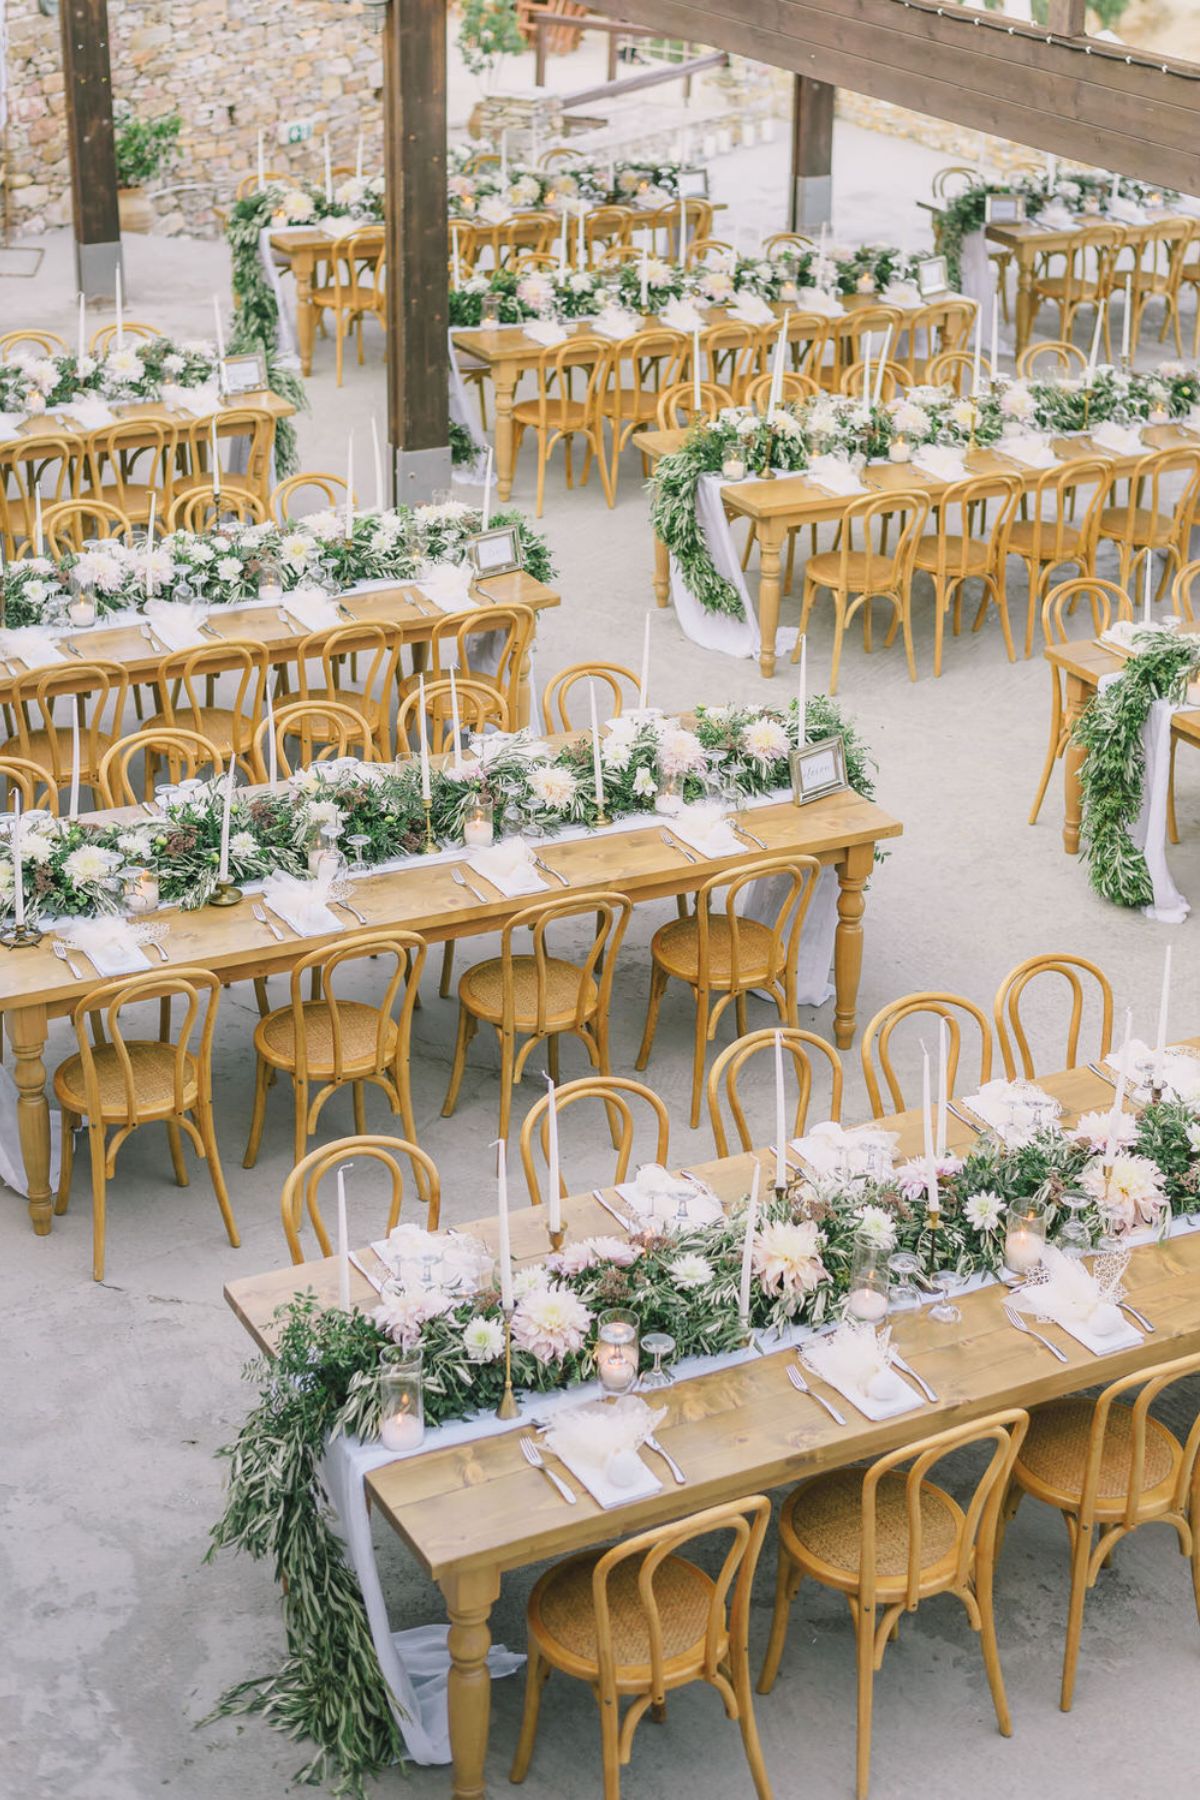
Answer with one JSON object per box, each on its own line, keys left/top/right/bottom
{"left": 495, "top": 1138, "right": 513, "bottom": 1312}
{"left": 1106, "top": 1008, "right": 1133, "bottom": 1162}
{"left": 774, "top": 1028, "right": 787, "bottom": 1190}
{"left": 638, "top": 612, "right": 650, "bottom": 709}
{"left": 417, "top": 673, "right": 431, "bottom": 802}
{"left": 337, "top": 1166, "right": 351, "bottom": 1310}
{"left": 546, "top": 1076, "right": 562, "bottom": 1235}
{"left": 11, "top": 794, "right": 23, "bottom": 928}
{"left": 738, "top": 1161, "right": 760, "bottom": 1324}
{"left": 217, "top": 758, "right": 235, "bottom": 884}
{"left": 1155, "top": 944, "right": 1172, "bottom": 1076}
{"left": 589, "top": 681, "right": 605, "bottom": 814}
{"left": 68, "top": 704, "right": 80, "bottom": 821}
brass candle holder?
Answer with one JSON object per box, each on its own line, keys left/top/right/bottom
{"left": 422, "top": 799, "right": 436, "bottom": 853}
{"left": 0, "top": 920, "right": 41, "bottom": 949}
{"left": 496, "top": 1308, "right": 519, "bottom": 1420}
{"left": 547, "top": 1223, "right": 566, "bottom": 1254}
{"left": 208, "top": 879, "right": 243, "bottom": 908}
{"left": 757, "top": 427, "right": 777, "bottom": 479}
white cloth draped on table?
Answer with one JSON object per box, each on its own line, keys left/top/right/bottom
{"left": 956, "top": 229, "right": 994, "bottom": 311}
{"left": 1097, "top": 670, "right": 1190, "bottom": 924}
{"left": 669, "top": 472, "right": 800, "bottom": 661}
{"left": 740, "top": 861, "right": 839, "bottom": 1008}
{"left": 0, "top": 1065, "right": 62, "bottom": 1199}
{"left": 447, "top": 330, "right": 490, "bottom": 484}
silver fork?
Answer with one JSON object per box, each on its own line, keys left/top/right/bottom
{"left": 733, "top": 819, "right": 767, "bottom": 849}
{"left": 1003, "top": 1302, "right": 1069, "bottom": 1363}
{"left": 337, "top": 895, "right": 368, "bottom": 925}
{"left": 252, "top": 901, "right": 285, "bottom": 942}
{"left": 532, "top": 852, "right": 568, "bottom": 887}
{"left": 519, "top": 1435, "right": 577, "bottom": 1504}
{"left": 891, "top": 1351, "right": 937, "bottom": 1403}
{"left": 52, "top": 939, "right": 85, "bottom": 980}
{"left": 451, "top": 864, "right": 488, "bottom": 904}
{"left": 199, "top": 621, "right": 224, "bottom": 641}
{"left": 660, "top": 827, "right": 697, "bottom": 864}
{"left": 645, "top": 1433, "right": 686, "bottom": 1485}
{"left": 140, "top": 623, "right": 166, "bottom": 654}
{"left": 787, "top": 1363, "right": 846, "bottom": 1425}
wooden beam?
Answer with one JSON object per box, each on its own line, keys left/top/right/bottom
{"left": 588, "top": 0, "right": 1200, "bottom": 191}
{"left": 789, "top": 75, "right": 833, "bottom": 232}
{"left": 59, "top": 0, "right": 121, "bottom": 298}
{"left": 1046, "top": 0, "right": 1087, "bottom": 35}
{"left": 382, "top": 0, "right": 450, "bottom": 504}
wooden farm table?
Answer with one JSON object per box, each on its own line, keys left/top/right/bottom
{"left": 636, "top": 419, "right": 1200, "bottom": 680}
{"left": 224, "top": 1042, "right": 1200, "bottom": 1800}
{"left": 1, "top": 389, "right": 293, "bottom": 453}
{"left": 1043, "top": 619, "right": 1200, "bottom": 854}
{"left": 3, "top": 787, "right": 900, "bottom": 1236}
{"left": 268, "top": 227, "right": 385, "bottom": 378}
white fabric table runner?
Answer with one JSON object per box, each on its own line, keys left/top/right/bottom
{"left": 1097, "top": 671, "right": 1190, "bottom": 924}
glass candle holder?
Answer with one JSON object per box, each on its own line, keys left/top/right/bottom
{"left": 1004, "top": 1195, "right": 1048, "bottom": 1280}
{"left": 308, "top": 821, "right": 345, "bottom": 878}
{"left": 721, "top": 454, "right": 747, "bottom": 481}
{"left": 846, "top": 1234, "right": 891, "bottom": 1322}
{"left": 257, "top": 553, "right": 284, "bottom": 605}
{"left": 481, "top": 293, "right": 502, "bottom": 331}
{"left": 462, "top": 793, "right": 494, "bottom": 848}
{"left": 379, "top": 1354, "right": 425, "bottom": 1452}
{"left": 595, "top": 1308, "right": 639, "bottom": 1394}
{"left": 67, "top": 589, "right": 96, "bottom": 627}
{"left": 122, "top": 867, "right": 160, "bottom": 915}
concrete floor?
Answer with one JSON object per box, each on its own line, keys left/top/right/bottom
{"left": 4, "top": 119, "right": 1200, "bottom": 1800}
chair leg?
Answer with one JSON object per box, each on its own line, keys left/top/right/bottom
{"left": 88, "top": 1120, "right": 108, "bottom": 1282}
{"left": 441, "top": 1003, "right": 472, "bottom": 1117}
{"left": 758, "top": 1548, "right": 801, "bottom": 1695}
{"left": 598, "top": 1688, "right": 622, "bottom": 1800}
{"left": 975, "top": 1541, "right": 1012, "bottom": 1736}
{"left": 167, "top": 1119, "right": 189, "bottom": 1187}
{"left": 293, "top": 1078, "right": 309, "bottom": 1166}
{"left": 1029, "top": 680, "right": 1064, "bottom": 825}
{"left": 688, "top": 990, "right": 709, "bottom": 1129}
{"left": 352, "top": 1080, "right": 367, "bottom": 1134}
{"left": 509, "top": 1641, "right": 549, "bottom": 1783}
{"left": 242, "top": 1055, "right": 271, "bottom": 1168}
{"left": 635, "top": 962, "right": 668, "bottom": 1071}
{"left": 731, "top": 1626, "right": 773, "bottom": 1800}
{"left": 439, "top": 940, "right": 456, "bottom": 999}
{"left": 498, "top": 1029, "right": 516, "bottom": 1140}
{"left": 196, "top": 1097, "right": 240, "bottom": 1248}
{"left": 1060, "top": 1520, "right": 1092, "bottom": 1712}
{"left": 854, "top": 1602, "right": 877, "bottom": 1800}
{"left": 1167, "top": 734, "right": 1181, "bottom": 845}
{"left": 56, "top": 1110, "right": 77, "bottom": 1214}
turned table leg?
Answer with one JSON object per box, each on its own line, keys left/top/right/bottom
{"left": 653, "top": 528, "right": 670, "bottom": 608}
{"left": 834, "top": 844, "right": 873, "bottom": 1050}
{"left": 294, "top": 250, "right": 318, "bottom": 379}
{"left": 757, "top": 521, "right": 785, "bottom": 680}
{"left": 10, "top": 1003, "right": 52, "bottom": 1234}
{"left": 493, "top": 365, "right": 518, "bottom": 503}
{"left": 1062, "top": 672, "right": 1089, "bottom": 856}
{"left": 1015, "top": 251, "right": 1036, "bottom": 359}
{"left": 444, "top": 1566, "right": 501, "bottom": 1800}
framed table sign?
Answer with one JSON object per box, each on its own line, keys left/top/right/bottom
{"left": 985, "top": 193, "right": 1027, "bottom": 225}
{"left": 677, "top": 167, "right": 711, "bottom": 199}
{"left": 916, "top": 255, "right": 950, "bottom": 299}
{"left": 221, "top": 350, "right": 268, "bottom": 395}
{"left": 790, "top": 736, "right": 848, "bottom": 806}
{"left": 467, "top": 524, "right": 523, "bottom": 576}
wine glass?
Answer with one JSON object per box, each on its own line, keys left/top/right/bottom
{"left": 639, "top": 1331, "right": 676, "bottom": 1389}
{"left": 347, "top": 832, "right": 370, "bottom": 869}
{"left": 1056, "top": 1188, "right": 1092, "bottom": 1259}
{"left": 886, "top": 1251, "right": 923, "bottom": 1312}
{"left": 928, "top": 1267, "right": 962, "bottom": 1325}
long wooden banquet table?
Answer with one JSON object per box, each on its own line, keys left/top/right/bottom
{"left": 0, "top": 387, "right": 294, "bottom": 455}
{"left": 267, "top": 226, "right": 386, "bottom": 377}
{"left": 2, "top": 785, "right": 900, "bottom": 1236}
{"left": 1044, "top": 618, "right": 1200, "bottom": 854}
{"left": 638, "top": 419, "right": 1200, "bottom": 679}
{"left": 225, "top": 1041, "right": 1200, "bottom": 1800}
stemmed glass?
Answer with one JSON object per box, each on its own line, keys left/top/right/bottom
{"left": 1056, "top": 1187, "right": 1092, "bottom": 1259}
{"left": 928, "top": 1267, "right": 962, "bottom": 1324}
{"left": 639, "top": 1332, "right": 676, "bottom": 1389}
{"left": 886, "top": 1251, "right": 923, "bottom": 1311}
{"left": 347, "top": 832, "right": 370, "bottom": 869}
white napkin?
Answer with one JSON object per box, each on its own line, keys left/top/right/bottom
{"left": 282, "top": 585, "right": 342, "bottom": 632}
{"left": 160, "top": 382, "right": 220, "bottom": 418}
{"left": 806, "top": 453, "right": 866, "bottom": 497}
{"left": 0, "top": 627, "right": 65, "bottom": 667}
{"left": 615, "top": 1163, "right": 724, "bottom": 1229}
{"left": 372, "top": 1222, "right": 494, "bottom": 1293}
{"left": 1038, "top": 201, "right": 1076, "bottom": 230}
{"left": 882, "top": 280, "right": 923, "bottom": 310}
{"left": 1103, "top": 1038, "right": 1200, "bottom": 1102}
{"left": 1012, "top": 1246, "right": 1143, "bottom": 1355}
{"left": 259, "top": 869, "right": 345, "bottom": 937}
{"left": 593, "top": 306, "right": 642, "bottom": 341}
{"left": 800, "top": 1325, "right": 923, "bottom": 1421}
{"left": 666, "top": 801, "right": 744, "bottom": 859}
{"left": 319, "top": 216, "right": 362, "bottom": 239}
{"left": 728, "top": 293, "right": 775, "bottom": 326}
{"left": 1090, "top": 419, "right": 1146, "bottom": 457}
{"left": 1100, "top": 617, "right": 1180, "bottom": 655}
{"left": 542, "top": 1396, "right": 666, "bottom": 1509}
{"left": 794, "top": 286, "right": 844, "bottom": 318}
{"left": 415, "top": 560, "right": 475, "bottom": 613}
{"left": 1109, "top": 196, "right": 1148, "bottom": 225}
{"left": 525, "top": 319, "right": 569, "bottom": 348}
{"left": 466, "top": 835, "right": 546, "bottom": 897}
{"left": 58, "top": 396, "right": 116, "bottom": 430}
{"left": 0, "top": 411, "right": 26, "bottom": 439}
{"left": 912, "top": 443, "right": 969, "bottom": 482}
{"left": 63, "top": 917, "right": 152, "bottom": 977}
{"left": 1000, "top": 432, "right": 1058, "bottom": 469}
{"left": 660, "top": 296, "right": 707, "bottom": 334}
{"left": 791, "top": 1120, "right": 898, "bottom": 1181}
{"left": 476, "top": 196, "right": 512, "bottom": 226}
{"left": 960, "top": 1079, "right": 1062, "bottom": 1144}
{"left": 145, "top": 600, "right": 208, "bottom": 652}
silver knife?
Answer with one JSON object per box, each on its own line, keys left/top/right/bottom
{"left": 1118, "top": 1298, "right": 1154, "bottom": 1333}
{"left": 645, "top": 1433, "right": 686, "bottom": 1485}
{"left": 734, "top": 820, "right": 767, "bottom": 849}
{"left": 946, "top": 1101, "right": 982, "bottom": 1134}
{"left": 349, "top": 1251, "right": 384, "bottom": 1294}
{"left": 591, "top": 1187, "right": 634, "bottom": 1233}
{"left": 891, "top": 1351, "right": 938, "bottom": 1403}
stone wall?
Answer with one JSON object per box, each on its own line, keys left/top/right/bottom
{"left": 4, "top": 0, "right": 386, "bottom": 237}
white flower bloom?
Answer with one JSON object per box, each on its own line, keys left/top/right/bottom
{"left": 528, "top": 764, "right": 577, "bottom": 811}
{"left": 230, "top": 830, "right": 258, "bottom": 858}
{"left": 964, "top": 1190, "right": 1006, "bottom": 1232}
{"left": 30, "top": 357, "right": 59, "bottom": 391}
{"left": 656, "top": 725, "right": 706, "bottom": 777}
{"left": 462, "top": 1316, "right": 505, "bottom": 1362}
{"left": 1079, "top": 1154, "right": 1166, "bottom": 1234}
{"left": 20, "top": 579, "right": 51, "bottom": 606}
{"left": 890, "top": 400, "right": 931, "bottom": 437}
{"left": 279, "top": 189, "right": 315, "bottom": 223}
{"left": 508, "top": 175, "right": 541, "bottom": 207}
{"left": 1072, "top": 1109, "right": 1136, "bottom": 1152}
{"left": 516, "top": 273, "right": 555, "bottom": 313}
{"left": 117, "top": 830, "right": 154, "bottom": 859}
{"left": 513, "top": 1263, "right": 551, "bottom": 1299}
{"left": 632, "top": 766, "right": 657, "bottom": 798}
{"left": 415, "top": 499, "right": 470, "bottom": 523}
{"left": 643, "top": 256, "right": 671, "bottom": 285}
{"left": 279, "top": 533, "right": 311, "bottom": 567}
{"left": 753, "top": 1218, "right": 827, "bottom": 1307}
{"left": 511, "top": 1284, "right": 591, "bottom": 1364}
{"left": 215, "top": 557, "right": 242, "bottom": 582}
{"left": 105, "top": 347, "right": 144, "bottom": 381}
{"left": 740, "top": 715, "right": 789, "bottom": 763}
{"left": 161, "top": 352, "right": 185, "bottom": 376}
{"left": 999, "top": 382, "right": 1036, "bottom": 420}
{"left": 669, "top": 1252, "right": 714, "bottom": 1289}
{"left": 373, "top": 1286, "right": 454, "bottom": 1349}
{"left": 855, "top": 1203, "right": 897, "bottom": 1250}
{"left": 19, "top": 830, "right": 54, "bottom": 865}
{"left": 64, "top": 844, "right": 121, "bottom": 886}
{"left": 949, "top": 399, "right": 977, "bottom": 429}
{"left": 306, "top": 800, "right": 343, "bottom": 827}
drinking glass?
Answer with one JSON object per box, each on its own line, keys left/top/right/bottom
{"left": 846, "top": 1235, "right": 890, "bottom": 1323}
{"left": 886, "top": 1250, "right": 923, "bottom": 1311}
{"left": 1004, "top": 1195, "right": 1048, "bottom": 1283}
{"left": 379, "top": 1354, "right": 425, "bottom": 1452}
{"left": 596, "top": 1309, "right": 639, "bottom": 1394}
{"left": 639, "top": 1331, "right": 676, "bottom": 1390}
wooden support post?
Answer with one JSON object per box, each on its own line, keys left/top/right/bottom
{"left": 59, "top": 0, "right": 122, "bottom": 300}
{"left": 789, "top": 75, "right": 834, "bottom": 234}
{"left": 1046, "top": 0, "right": 1087, "bottom": 34}
{"left": 382, "top": 0, "right": 450, "bottom": 506}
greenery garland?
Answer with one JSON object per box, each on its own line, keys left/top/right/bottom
{"left": 1073, "top": 631, "right": 1200, "bottom": 907}
{"left": 208, "top": 1097, "right": 1200, "bottom": 1793}
{"left": 935, "top": 173, "right": 1179, "bottom": 290}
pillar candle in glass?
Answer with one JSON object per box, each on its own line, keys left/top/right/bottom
{"left": 595, "top": 1309, "right": 639, "bottom": 1394}
{"left": 462, "top": 793, "right": 494, "bottom": 847}
{"left": 122, "top": 867, "right": 160, "bottom": 915}
{"left": 846, "top": 1234, "right": 890, "bottom": 1322}
{"left": 379, "top": 1355, "right": 425, "bottom": 1452}
{"left": 1004, "top": 1195, "right": 1047, "bottom": 1279}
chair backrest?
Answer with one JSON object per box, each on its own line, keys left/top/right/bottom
{"left": 655, "top": 380, "right": 734, "bottom": 428}
{"left": 1076, "top": 222, "right": 1127, "bottom": 300}
{"left": 1042, "top": 576, "right": 1130, "bottom": 644}
{"left": 699, "top": 321, "right": 762, "bottom": 401}
{"left": 905, "top": 297, "right": 977, "bottom": 364}
{"left": 0, "top": 328, "right": 68, "bottom": 357}
{"left": 167, "top": 485, "right": 269, "bottom": 532}
{"left": 1, "top": 435, "right": 79, "bottom": 553}
{"left": 88, "top": 322, "right": 162, "bottom": 356}
{"left": 762, "top": 231, "right": 813, "bottom": 258}
{"left": 428, "top": 603, "right": 535, "bottom": 726}
{"left": 1103, "top": 448, "right": 1200, "bottom": 564}
{"left": 0, "top": 755, "right": 60, "bottom": 813}
{"left": 296, "top": 621, "right": 401, "bottom": 754}
{"left": 706, "top": 1027, "right": 844, "bottom": 1158}
{"left": 743, "top": 370, "right": 819, "bottom": 411}
{"left": 524, "top": 334, "right": 612, "bottom": 430}
{"left": 838, "top": 358, "right": 913, "bottom": 401}
{"left": 271, "top": 471, "right": 355, "bottom": 524}
{"left": 43, "top": 497, "right": 135, "bottom": 556}
{"left": 71, "top": 966, "right": 221, "bottom": 1131}
{"left": 287, "top": 929, "right": 426, "bottom": 1086}
{"left": 498, "top": 891, "right": 632, "bottom": 1036}
{"left": 1074, "top": 1353, "right": 1200, "bottom": 1530}
{"left": 397, "top": 674, "right": 508, "bottom": 753}
{"left": 592, "top": 1496, "right": 770, "bottom": 1703}
{"left": 520, "top": 1076, "right": 670, "bottom": 1208}
{"left": 1016, "top": 338, "right": 1087, "bottom": 379}
{"left": 994, "top": 952, "right": 1114, "bottom": 1078}
{"left": 13, "top": 661, "right": 130, "bottom": 784}
{"left": 480, "top": 214, "right": 553, "bottom": 269}
{"left": 925, "top": 350, "right": 986, "bottom": 396}
{"left": 1019, "top": 457, "right": 1112, "bottom": 569}
{"left": 280, "top": 1132, "right": 440, "bottom": 1262}
{"left": 828, "top": 490, "right": 931, "bottom": 592}
{"left": 98, "top": 727, "right": 225, "bottom": 807}
{"left": 582, "top": 205, "right": 633, "bottom": 264}
{"left": 541, "top": 660, "right": 640, "bottom": 731}
{"left": 605, "top": 329, "right": 688, "bottom": 424}
{"left": 693, "top": 854, "right": 821, "bottom": 1017}
{"left": 838, "top": 305, "right": 904, "bottom": 366}
{"left": 931, "top": 165, "right": 978, "bottom": 201}
{"left": 921, "top": 473, "right": 1022, "bottom": 579}
{"left": 776, "top": 312, "right": 833, "bottom": 382}
{"left": 857, "top": 1411, "right": 1028, "bottom": 1611}
{"left": 82, "top": 417, "right": 178, "bottom": 514}
{"left": 255, "top": 698, "right": 377, "bottom": 778}
{"left": 1172, "top": 557, "right": 1200, "bottom": 621}
{"left": 153, "top": 640, "right": 267, "bottom": 763}
{"left": 686, "top": 236, "right": 736, "bottom": 268}
{"left": 861, "top": 990, "right": 993, "bottom": 1117}
{"left": 326, "top": 230, "right": 386, "bottom": 303}
{"left": 183, "top": 406, "right": 275, "bottom": 502}
{"left": 236, "top": 171, "right": 284, "bottom": 198}
{"left": 539, "top": 146, "right": 584, "bottom": 169}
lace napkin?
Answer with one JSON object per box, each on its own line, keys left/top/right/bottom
{"left": 615, "top": 1163, "right": 724, "bottom": 1229}
{"left": 791, "top": 1120, "right": 898, "bottom": 1182}
{"left": 1108, "top": 196, "right": 1148, "bottom": 225}
{"left": 660, "top": 296, "right": 707, "bottom": 334}
{"left": 415, "top": 560, "right": 474, "bottom": 613}
{"left": 593, "top": 306, "right": 642, "bottom": 341}
{"left": 1000, "top": 433, "right": 1059, "bottom": 469}
{"left": 1090, "top": 419, "right": 1146, "bottom": 457}
{"left": 542, "top": 1396, "right": 666, "bottom": 1508}
{"left": 1038, "top": 201, "right": 1076, "bottom": 230}
{"left": 57, "top": 396, "right": 116, "bottom": 430}
{"left": 319, "top": 216, "right": 361, "bottom": 239}
{"left": 260, "top": 867, "right": 345, "bottom": 937}
{"left": 806, "top": 453, "right": 866, "bottom": 497}
{"left": 1012, "top": 1245, "right": 1143, "bottom": 1354}
{"left": 882, "top": 279, "right": 923, "bottom": 310}
{"left": 666, "top": 801, "right": 744, "bottom": 859}
{"left": 525, "top": 319, "right": 569, "bottom": 348}
{"left": 0, "top": 412, "right": 26, "bottom": 439}
{"left": 799, "top": 1324, "right": 922, "bottom": 1421}
{"left": 1099, "top": 617, "right": 1180, "bottom": 655}
{"left": 912, "top": 443, "right": 969, "bottom": 482}
{"left": 160, "top": 382, "right": 220, "bottom": 418}
{"left": 1102, "top": 1037, "right": 1200, "bottom": 1102}
{"left": 794, "top": 286, "right": 844, "bottom": 318}
{"left": 145, "top": 600, "right": 209, "bottom": 652}
{"left": 282, "top": 585, "right": 342, "bottom": 632}
{"left": 466, "top": 835, "right": 546, "bottom": 897}
{"left": 63, "top": 917, "right": 152, "bottom": 977}
{"left": 372, "top": 1222, "right": 494, "bottom": 1294}
{"left": 960, "top": 1078, "right": 1062, "bottom": 1144}
{"left": 728, "top": 293, "right": 776, "bottom": 326}
{"left": 0, "top": 626, "right": 66, "bottom": 667}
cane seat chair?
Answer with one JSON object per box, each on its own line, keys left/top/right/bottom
{"left": 911, "top": 471, "right": 1023, "bottom": 674}
{"left": 98, "top": 726, "right": 224, "bottom": 806}
{"left": 1125, "top": 217, "right": 1196, "bottom": 357}
{"left": 294, "top": 621, "right": 401, "bottom": 760}
{"left": 79, "top": 417, "right": 178, "bottom": 526}
{"left": 251, "top": 698, "right": 378, "bottom": 780}
{"left": 511, "top": 335, "right": 614, "bottom": 515}
{"left": 654, "top": 380, "right": 734, "bottom": 428}
{"left": 758, "top": 1411, "right": 1029, "bottom": 1800}
{"left": 1005, "top": 457, "right": 1111, "bottom": 657}
{"left": 4, "top": 660, "right": 130, "bottom": 809}
{"left": 181, "top": 406, "right": 275, "bottom": 509}
{"left": 308, "top": 229, "right": 387, "bottom": 383}
{"left": 53, "top": 967, "right": 237, "bottom": 1281}
{"left": 88, "top": 321, "right": 163, "bottom": 355}
{"left": 42, "top": 497, "right": 135, "bottom": 556}
{"left": 244, "top": 929, "right": 426, "bottom": 1168}
{"left": 1096, "top": 445, "right": 1200, "bottom": 594}
{"left": 1016, "top": 338, "right": 1088, "bottom": 380}
{"left": 605, "top": 328, "right": 688, "bottom": 490}
{"left": 280, "top": 1133, "right": 440, "bottom": 1263}
{"left": 166, "top": 486, "right": 269, "bottom": 532}
{"left": 270, "top": 471, "right": 356, "bottom": 524}
{"left": 762, "top": 230, "right": 814, "bottom": 257}
{"left": 1028, "top": 577, "right": 1131, "bottom": 825}
{"left": 0, "top": 755, "right": 59, "bottom": 812}
{"left": 0, "top": 328, "right": 68, "bottom": 356}
{"left": 540, "top": 661, "right": 640, "bottom": 731}
{"left": 1032, "top": 223, "right": 1125, "bottom": 352}
{"left": 794, "top": 490, "right": 931, "bottom": 693}
{"left": 442, "top": 891, "right": 632, "bottom": 1139}
{"left": 425, "top": 602, "right": 535, "bottom": 731}
{"left": 832, "top": 306, "right": 904, "bottom": 388}
{"left": 636, "top": 854, "right": 822, "bottom": 1127}
{"left": 519, "top": 1076, "right": 671, "bottom": 1208}
{"left": 1007, "top": 1352, "right": 1200, "bottom": 1711}
{"left": 0, "top": 433, "right": 79, "bottom": 555}
{"left": 861, "top": 991, "right": 993, "bottom": 1118}
{"left": 699, "top": 321, "right": 763, "bottom": 404}
{"left": 397, "top": 675, "right": 508, "bottom": 755}
{"left": 581, "top": 205, "right": 634, "bottom": 266}
{"left": 144, "top": 639, "right": 268, "bottom": 780}
{"left": 742, "top": 371, "right": 820, "bottom": 411}
{"left": 994, "top": 952, "right": 1114, "bottom": 1078}
{"left": 706, "top": 1027, "right": 844, "bottom": 1158}
{"left": 510, "top": 1496, "right": 773, "bottom": 1800}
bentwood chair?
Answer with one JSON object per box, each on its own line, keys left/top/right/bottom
{"left": 1028, "top": 577, "right": 1132, "bottom": 826}
{"left": 180, "top": 406, "right": 276, "bottom": 510}
{"left": 511, "top": 336, "right": 614, "bottom": 515}
{"left": 251, "top": 699, "right": 378, "bottom": 780}
{"left": 838, "top": 360, "right": 912, "bottom": 402}
{"left": 895, "top": 299, "right": 976, "bottom": 382}
{"left": 442, "top": 892, "right": 633, "bottom": 1139}
{"left": 166, "top": 486, "right": 269, "bottom": 532}
{"left": 706, "top": 1027, "right": 844, "bottom": 1158}
{"left": 235, "top": 171, "right": 283, "bottom": 198}
{"left": 794, "top": 490, "right": 931, "bottom": 693}
{"left": 762, "top": 230, "right": 814, "bottom": 257}
{"left": 541, "top": 661, "right": 641, "bottom": 732}
{"left": 54, "top": 967, "right": 237, "bottom": 1281}
{"left": 270, "top": 471, "right": 356, "bottom": 524}
{"left": 605, "top": 328, "right": 688, "bottom": 492}
{"left": 309, "top": 229, "right": 387, "bottom": 383}
{"left": 1174, "top": 557, "right": 1200, "bottom": 621}
{"left": 1126, "top": 218, "right": 1196, "bottom": 357}
{"left": 911, "top": 471, "right": 1023, "bottom": 674}
{"left": 280, "top": 1133, "right": 440, "bottom": 1263}
{"left": 0, "top": 328, "right": 68, "bottom": 356}
{"left": 636, "top": 855, "right": 822, "bottom": 1128}
{"left": 1096, "top": 446, "right": 1200, "bottom": 595}
{"left": 425, "top": 603, "right": 535, "bottom": 732}
{"left": 759, "top": 1411, "right": 1029, "bottom": 1800}
{"left": 98, "top": 727, "right": 224, "bottom": 806}
{"left": 655, "top": 380, "right": 734, "bottom": 429}
{"left": 0, "top": 434, "right": 79, "bottom": 555}
{"left": 1006, "top": 1352, "right": 1200, "bottom": 1711}
{"left": 0, "top": 755, "right": 59, "bottom": 812}
{"left": 925, "top": 350, "right": 989, "bottom": 396}
{"left": 1005, "top": 457, "right": 1111, "bottom": 657}
{"left": 861, "top": 991, "right": 993, "bottom": 1118}
{"left": 42, "top": 497, "right": 135, "bottom": 556}
{"left": 88, "top": 321, "right": 163, "bottom": 355}
{"left": 511, "top": 1496, "right": 773, "bottom": 1800}
{"left": 145, "top": 640, "right": 268, "bottom": 781}
{"left": 581, "top": 205, "right": 634, "bottom": 267}
{"left": 519, "top": 1076, "right": 670, "bottom": 1209}
{"left": 4, "top": 661, "right": 130, "bottom": 809}
{"left": 1015, "top": 338, "right": 1088, "bottom": 380}
{"left": 294, "top": 621, "right": 401, "bottom": 761}
{"left": 699, "top": 321, "right": 763, "bottom": 405}
{"left": 832, "top": 306, "right": 905, "bottom": 390}
{"left": 244, "top": 929, "right": 426, "bottom": 1169}
{"left": 80, "top": 417, "right": 178, "bottom": 526}
{"left": 397, "top": 676, "right": 508, "bottom": 756}
{"left": 742, "top": 371, "right": 820, "bottom": 411}
{"left": 993, "top": 953, "right": 1114, "bottom": 1078}
{"left": 1032, "top": 223, "right": 1125, "bottom": 353}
